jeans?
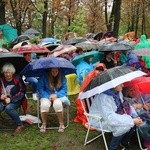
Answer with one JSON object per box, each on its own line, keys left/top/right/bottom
{"left": 109, "top": 127, "right": 135, "bottom": 150}
{"left": 25, "top": 77, "right": 38, "bottom": 93}
{"left": 0, "top": 102, "right": 23, "bottom": 126}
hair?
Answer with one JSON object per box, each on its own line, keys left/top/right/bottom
{"left": 1, "top": 63, "right": 16, "bottom": 74}
{"left": 48, "top": 68, "right": 62, "bottom": 91}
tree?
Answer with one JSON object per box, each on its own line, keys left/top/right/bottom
{"left": 0, "top": 0, "right": 6, "bottom": 24}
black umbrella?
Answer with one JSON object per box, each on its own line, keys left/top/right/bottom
{"left": 63, "top": 38, "right": 88, "bottom": 45}
{"left": 0, "top": 52, "right": 28, "bottom": 74}
{"left": 79, "top": 66, "right": 146, "bottom": 99}
{"left": 98, "top": 41, "right": 134, "bottom": 51}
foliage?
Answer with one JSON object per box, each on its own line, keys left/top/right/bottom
{"left": 68, "top": 7, "right": 87, "bottom": 37}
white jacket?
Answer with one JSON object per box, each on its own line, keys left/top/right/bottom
{"left": 89, "top": 92, "right": 135, "bottom": 136}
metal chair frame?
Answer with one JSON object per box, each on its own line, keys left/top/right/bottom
{"left": 37, "top": 99, "right": 69, "bottom": 130}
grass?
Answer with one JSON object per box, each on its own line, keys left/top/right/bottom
{"left": 0, "top": 94, "right": 141, "bottom": 150}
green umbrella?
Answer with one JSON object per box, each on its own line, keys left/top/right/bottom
{"left": 71, "top": 50, "right": 104, "bottom": 66}
{"left": 0, "top": 24, "right": 17, "bottom": 42}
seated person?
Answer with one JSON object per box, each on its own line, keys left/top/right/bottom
{"left": 100, "top": 51, "right": 117, "bottom": 69}
{"left": 38, "top": 68, "right": 70, "bottom": 133}
{"left": 0, "top": 63, "right": 26, "bottom": 135}
{"left": 122, "top": 86, "right": 150, "bottom": 149}
{"left": 76, "top": 55, "right": 94, "bottom": 85}
{"left": 23, "top": 52, "right": 38, "bottom": 100}
{"left": 89, "top": 84, "right": 143, "bottom": 150}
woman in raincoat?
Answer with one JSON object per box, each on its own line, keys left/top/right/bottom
{"left": 89, "top": 84, "right": 143, "bottom": 150}
{"left": 38, "top": 68, "right": 70, "bottom": 133}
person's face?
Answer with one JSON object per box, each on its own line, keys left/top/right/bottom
{"left": 114, "top": 84, "right": 124, "bottom": 92}
{"left": 24, "top": 53, "right": 32, "bottom": 62}
{"left": 51, "top": 68, "right": 59, "bottom": 77}
{"left": 127, "top": 88, "right": 137, "bottom": 98}
{"left": 4, "top": 71, "right": 13, "bottom": 81}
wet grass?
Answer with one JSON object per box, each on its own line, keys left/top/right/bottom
{"left": 0, "top": 94, "right": 141, "bottom": 150}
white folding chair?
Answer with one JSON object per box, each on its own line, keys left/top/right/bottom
{"left": 80, "top": 97, "right": 111, "bottom": 150}
{"left": 37, "top": 99, "right": 69, "bottom": 130}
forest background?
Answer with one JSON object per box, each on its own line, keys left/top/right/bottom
{"left": 0, "top": 0, "right": 150, "bottom": 40}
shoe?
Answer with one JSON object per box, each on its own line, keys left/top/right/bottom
{"left": 40, "top": 123, "right": 46, "bottom": 132}
{"left": 58, "top": 124, "right": 65, "bottom": 132}
{"left": 32, "top": 93, "right": 38, "bottom": 101}
{"left": 12, "top": 125, "right": 24, "bottom": 136}
{"left": 120, "top": 142, "right": 132, "bottom": 150}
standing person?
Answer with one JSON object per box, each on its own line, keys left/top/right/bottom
{"left": 100, "top": 51, "right": 117, "bottom": 69}
{"left": 23, "top": 52, "right": 38, "bottom": 100}
{"left": 0, "top": 63, "right": 26, "bottom": 135}
{"left": 38, "top": 68, "right": 70, "bottom": 133}
{"left": 89, "top": 84, "right": 143, "bottom": 150}
{"left": 0, "top": 30, "right": 9, "bottom": 49}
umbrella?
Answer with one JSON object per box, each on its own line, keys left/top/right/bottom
{"left": 0, "top": 24, "right": 17, "bottom": 42}
{"left": 124, "top": 76, "right": 150, "bottom": 94}
{"left": 75, "top": 41, "right": 101, "bottom": 51}
{"left": 0, "top": 48, "right": 9, "bottom": 52}
{"left": 40, "top": 38, "right": 60, "bottom": 45}
{"left": 23, "top": 28, "right": 40, "bottom": 38}
{"left": 63, "top": 37, "right": 88, "bottom": 45}
{"left": 9, "top": 35, "right": 30, "bottom": 48}
{"left": 12, "top": 44, "right": 50, "bottom": 54}
{"left": 71, "top": 50, "right": 104, "bottom": 66}
{"left": 50, "top": 45, "right": 77, "bottom": 57}
{"left": 42, "top": 43, "right": 60, "bottom": 51}
{"left": 20, "top": 56, "right": 76, "bottom": 77}
{"left": 0, "top": 52, "right": 28, "bottom": 74}
{"left": 132, "top": 48, "right": 150, "bottom": 56}
{"left": 12, "top": 41, "right": 31, "bottom": 49}
{"left": 98, "top": 41, "right": 134, "bottom": 51}
{"left": 79, "top": 66, "right": 146, "bottom": 99}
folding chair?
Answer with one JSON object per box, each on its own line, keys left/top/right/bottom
{"left": 81, "top": 97, "right": 148, "bottom": 150}
{"left": 37, "top": 98, "right": 69, "bottom": 130}
{"left": 136, "top": 127, "right": 148, "bottom": 150}
{"left": 80, "top": 97, "right": 111, "bottom": 150}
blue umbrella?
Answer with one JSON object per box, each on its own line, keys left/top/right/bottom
{"left": 40, "top": 38, "right": 60, "bottom": 45}
{"left": 0, "top": 24, "right": 17, "bottom": 42}
{"left": 20, "top": 56, "right": 76, "bottom": 77}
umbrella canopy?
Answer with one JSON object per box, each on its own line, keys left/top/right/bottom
{"left": 0, "top": 52, "right": 28, "bottom": 74}
{"left": 63, "top": 37, "right": 88, "bottom": 45}
{"left": 0, "top": 24, "right": 17, "bottom": 42}
{"left": 23, "top": 28, "right": 40, "bottom": 38}
{"left": 42, "top": 43, "right": 60, "bottom": 51}
{"left": 79, "top": 66, "right": 146, "bottom": 99}
{"left": 12, "top": 41, "right": 31, "bottom": 49}
{"left": 75, "top": 41, "right": 101, "bottom": 51}
{"left": 0, "top": 48, "right": 9, "bottom": 52}
{"left": 9, "top": 35, "right": 30, "bottom": 49}
{"left": 12, "top": 44, "right": 50, "bottom": 54}
{"left": 98, "top": 41, "right": 134, "bottom": 51}
{"left": 20, "top": 56, "right": 76, "bottom": 77}
{"left": 71, "top": 50, "right": 104, "bottom": 66}
{"left": 132, "top": 48, "right": 150, "bottom": 56}
{"left": 124, "top": 76, "right": 150, "bottom": 94}
{"left": 50, "top": 45, "right": 77, "bottom": 57}
{"left": 40, "top": 38, "right": 60, "bottom": 45}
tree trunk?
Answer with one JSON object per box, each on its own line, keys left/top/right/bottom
{"left": 42, "top": 0, "right": 48, "bottom": 38}
{"left": 0, "top": 0, "right": 6, "bottom": 24}
{"left": 113, "top": 0, "right": 122, "bottom": 38}
{"left": 135, "top": 2, "right": 140, "bottom": 38}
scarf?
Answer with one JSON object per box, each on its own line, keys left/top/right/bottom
{"left": 103, "top": 89, "right": 132, "bottom": 116}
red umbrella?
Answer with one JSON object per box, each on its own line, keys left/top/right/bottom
{"left": 124, "top": 76, "right": 150, "bottom": 94}
{"left": 12, "top": 44, "right": 50, "bottom": 54}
